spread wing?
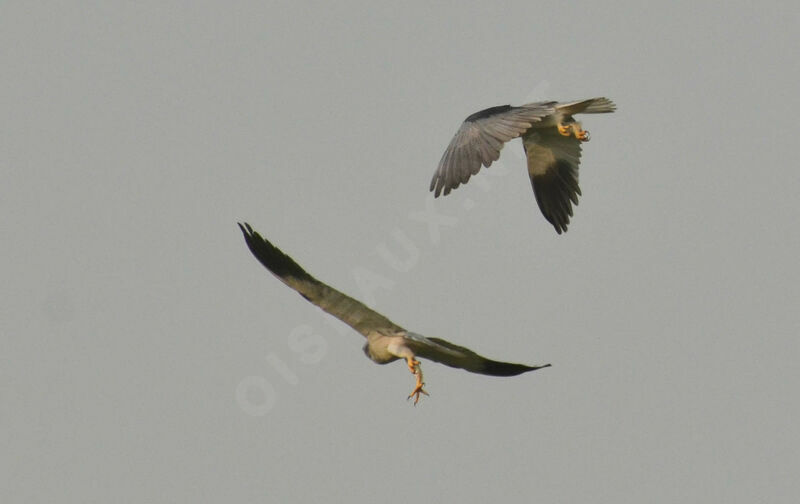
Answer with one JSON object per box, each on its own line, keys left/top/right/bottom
{"left": 522, "top": 129, "right": 584, "bottom": 234}
{"left": 238, "top": 223, "right": 404, "bottom": 337}
{"left": 430, "top": 102, "right": 556, "bottom": 197}
{"left": 404, "top": 332, "right": 551, "bottom": 376}
{"left": 240, "top": 223, "right": 550, "bottom": 377}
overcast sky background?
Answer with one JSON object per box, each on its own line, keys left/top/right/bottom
{"left": 3, "top": 1, "right": 799, "bottom": 502}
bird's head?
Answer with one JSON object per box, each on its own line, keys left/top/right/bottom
{"left": 362, "top": 340, "right": 400, "bottom": 364}
{"left": 362, "top": 342, "right": 373, "bottom": 360}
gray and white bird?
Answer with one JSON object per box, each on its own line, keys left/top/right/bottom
{"left": 430, "top": 97, "right": 616, "bottom": 233}
{"left": 238, "top": 222, "right": 550, "bottom": 404}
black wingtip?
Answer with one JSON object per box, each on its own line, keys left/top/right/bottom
{"left": 237, "top": 222, "right": 252, "bottom": 237}
{"left": 531, "top": 159, "right": 581, "bottom": 234}
{"left": 481, "top": 360, "right": 552, "bottom": 377}
{"left": 238, "top": 222, "right": 313, "bottom": 282}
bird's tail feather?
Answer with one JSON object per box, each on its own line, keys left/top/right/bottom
{"left": 579, "top": 97, "right": 616, "bottom": 114}
{"left": 559, "top": 97, "right": 616, "bottom": 115}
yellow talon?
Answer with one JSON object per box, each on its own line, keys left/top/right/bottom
{"left": 577, "top": 129, "right": 590, "bottom": 142}
{"left": 407, "top": 376, "right": 429, "bottom": 405}
{"left": 557, "top": 123, "right": 571, "bottom": 136}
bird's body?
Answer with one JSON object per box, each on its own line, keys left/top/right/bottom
{"left": 430, "top": 97, "right": 615, "bottom": 233}
{"left": 238, "top": 223, "right": 550, "bottom": 404}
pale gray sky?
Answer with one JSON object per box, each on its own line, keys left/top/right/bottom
{"left": 3, "top": 1, "right": 799, "bottom": 502}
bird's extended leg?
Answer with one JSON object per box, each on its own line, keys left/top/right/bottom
{"left": 405, "top": 356, "right": 429, "bottom": 405}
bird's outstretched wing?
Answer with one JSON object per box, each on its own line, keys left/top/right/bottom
{"left": 404, "top": 332, "right": 551, "bottom": 376}
{"left": 430, "top": 102, "right": 556, "bottom": 197}
{"left": 523, "top": 129, "right": 584, "bottom": 234}
{"left": 240, "top": 223, "right": 550, "bottom": 382}
{"left": 238, "top": 223, "right": 403, "bottom": 337}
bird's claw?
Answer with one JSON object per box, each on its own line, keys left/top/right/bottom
{"left": 558, "top": 122, "right": 590, "bottom": 142}
{"left": 407, "top": 381, "right": 429, "bottom": 405}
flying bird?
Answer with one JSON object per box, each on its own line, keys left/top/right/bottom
{"left": 430, "top": 97, "right": 616, "bottom": 233}
{"left": 238, "top": 222, "right": 550, "bottom": 404}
